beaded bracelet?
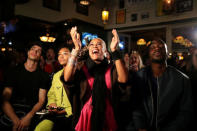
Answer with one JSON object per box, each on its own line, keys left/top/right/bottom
{"left": 71, "top": 49, "right": 78, "bottom": 57}
{"left": 67, "top": 57, "right": 76, "bottom": 66}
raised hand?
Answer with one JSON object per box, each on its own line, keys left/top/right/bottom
{"left": 110, "top": 29, "right": 120, "bottom": 52}
{"left": 70, "top": 26, "right": 82, "bottom": 50}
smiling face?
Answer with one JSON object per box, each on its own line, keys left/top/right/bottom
{"left": 27, "top": 45, "right": 42, "bottom": 61}
{"left": 88, "top": 38, "right": 106, "bottom": 62}
{"left": 58, "top": 48, "right": 70, "bottom": 66}
{"left": 149, "top": 40, "right": 168, "bottom": 63}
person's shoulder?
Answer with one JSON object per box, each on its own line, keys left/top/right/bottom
{"left": 77, "top": 64, "right": 86, "bottom": 74}
{"left": 36, "top": 66, "right": 47, "bottom": 73}
{"left": 167, "top": 65, "right": 189, "bottom": 79}
{"left": 36, "top": 68, "right": 50, "bottom": 79}
{"left": 13, "top": 64, "right": 25, "bottom": 71}
{"left": 136, "top": 66, "right": 150, "bottom": 78}
{"left": 53, "top": 69, "right": 63, "bottom": 78}
{"left": 6, "top": 64, "right": 24, "bottom": 74}
{"left": 55, "top": 69, "right": 64, "bottom": 75}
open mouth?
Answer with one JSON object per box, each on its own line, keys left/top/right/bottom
{"left": 154, "top": 51, "right": 161, "bottom": 55}
{"left": 92, "top": 49, "right": 99, "bottom": 54}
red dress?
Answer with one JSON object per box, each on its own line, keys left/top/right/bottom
{"left": 75, "top": 65, "right": 117, "bottom": 131}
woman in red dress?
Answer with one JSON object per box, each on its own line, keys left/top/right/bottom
{"left": 63, "top": 27, "right": 128, "bottom": 131}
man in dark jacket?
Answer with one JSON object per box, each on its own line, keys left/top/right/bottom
{"left": 131, "top": 39, "right": 193, "bottom": 131}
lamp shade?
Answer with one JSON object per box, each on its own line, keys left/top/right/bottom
{"left": 173, "top": 36, "right": 184, "bottom": 44}
{"left": 137, "top": 38, "right": 146, "bottom": 45}
{"left": 80, "top": 0, "right": 90, "bottom": 6}
{"left": 40, "top": 33, "right": 56, "bottom": 43}
{"left": 102, "top": 8, "right": 109, "bottom": 24}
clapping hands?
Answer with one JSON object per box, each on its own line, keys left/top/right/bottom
{"left": 110, "top": 29, "right": 120, "bottom": 52}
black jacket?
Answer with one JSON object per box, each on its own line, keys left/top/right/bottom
{"left": 131, "top": 65, "right": 193, "bottom": 131}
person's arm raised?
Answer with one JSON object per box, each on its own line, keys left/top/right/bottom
{"left": 64, "top": 26, "right": 81, "bottom": 82}
{"left": 110, "top": 29, "right": 128, "bottom": 83}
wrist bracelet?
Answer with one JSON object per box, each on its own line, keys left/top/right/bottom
{"left": 71, "top": 49, "right": 78, "bottom": 57}
{"left": 111, "top": 50, "right": 121, "bottom": 61}
{"left": 67, "top": 57, "right": 76, "bottom": 66}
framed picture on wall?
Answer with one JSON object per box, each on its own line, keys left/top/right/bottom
{"left": 141, "top": 12, "right": 149, "bottom": 19}
{"left": 116, "top": 9, "right": 126, "bottom": 24}
{"left": 43, "top": 0, "right": 61, "bottom": 11}
{"left": 176, "top": 0, "right": 193, "bottom": 13}
{"left": 131, "top": 13, "right": 137, "bottom": 21}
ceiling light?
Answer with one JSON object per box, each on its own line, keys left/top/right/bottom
{"left": 8, "top": 41, "right": 12, "bottom": 45}
{"left": 40, "top": 33, "right": 56, "bottom": 43}
{"left": 137, "top": 38, "right": 146, "bottom": 45}
{"left": 80, "top": 0, "right": 90, "bottom": 6}
{"left": 1, "top": 48, "right": 6, "bottom": 52}
{"left": 64, "top": 22, "right": 67, "bottom": 26}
